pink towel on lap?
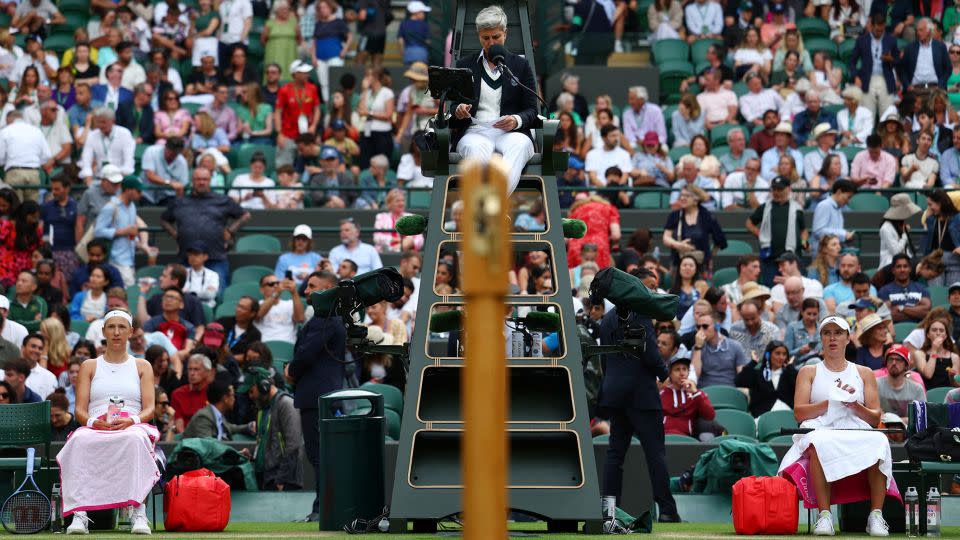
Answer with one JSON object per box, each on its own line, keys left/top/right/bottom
{"left": 57, "top": 424, "right": 161, "bottom": 516}
{"left": 781, "top": 455, "right": 902, "bottom": 509}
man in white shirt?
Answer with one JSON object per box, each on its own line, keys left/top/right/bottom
{"left": 99, "top": 42, "right": 146, "bottom": 91}
{"left": 0, "top": 110, "right": 51, "bottom": 201}
{"left": 803, "top": 123, "right": 849, "bottom": 182}
{"left": 836, "top": 86, "right": 874, "bottom": 147}
{"left": 79, "top": 107, "right": 136, "bottom": 186}
{"left": 21, "top": 333, "right": 57, "bottom": 399}
{"left": 11, "top": 34, "right": 58, "bottom": 85}
{"left": 584, "top": 124, "right": 635, "bottom": 186}
{"left": 684, "top": 0, "right": 722, "bottom": 43}
{"left": 328, "top": 219, "right": 383, "bottom": 275}
{"left": 36, "top": 98, "right": 72, "bottom": 167}
{"left": 183, "top": 241, "right": 220, "bottom": 308}
{"left": 0, "top": 296, "right": 27, "bottom": 350}
{"left": 217, "top": 0, "right": 253, "bottom": 68}
{"left": 696, "top": 68, "right": 738, "bottom": 129}
{"left": 255, "top": 273, "right": 304, "bottom": 344}
{"left": 770, "top": 252, "right": 824, "bottom": 307}
{"left": 720, "top": 158, "right": 768, "bottom": 209}
{"left": 739, "top": 72, "right": 783, "bottom": 126}
{"left": 904, "top": 18, "right": 948, "bottom": 91}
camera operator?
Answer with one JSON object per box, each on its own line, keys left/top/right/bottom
{"left": 598, "top": 303, "right": 681, "bottom": 523}
{"left": 288, "top": 301, "right": 347, "bottom": 522}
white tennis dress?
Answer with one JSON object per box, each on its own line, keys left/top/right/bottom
{"left": 778, "top": 361, "right": 893, "bottom": 488}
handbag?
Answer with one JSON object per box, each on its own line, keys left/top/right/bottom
{"left": 732, "top": 476, "right": 799, "bottom": 535}
{"left": 905, "top": 427, "right": 960, "bottom": 463}
{"left": 164, "top": 468, "right": 231, "bottom": 532}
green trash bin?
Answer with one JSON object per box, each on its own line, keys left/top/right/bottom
{"left": 318, "top": 389, "right": 386, "bottom": 531}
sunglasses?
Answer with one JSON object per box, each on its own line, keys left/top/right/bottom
{"left": 952, "top": 50, "right": 960, "bottom": 54}
{"left": 696, "top": 324, "right": 712, "bottom": 330}
{"left": 263, "top": 281, "right": 280, "bottom": 287}
{"left": 0, "top": 392, "right": 8, "bottom": 399}
{"left": 158, "top": 401, "right": 170, "bottom": 406}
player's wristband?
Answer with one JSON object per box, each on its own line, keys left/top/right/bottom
{"left": 131, "top": 415, "right": 141, "bottom": 424}
{"left": 86, "top": 418, "right": 96, "bottom": 427}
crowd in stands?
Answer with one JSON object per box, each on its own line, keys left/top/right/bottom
{"left": 1, "top": 0, "right": 960, "bottom": 503}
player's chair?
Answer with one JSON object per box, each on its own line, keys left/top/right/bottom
{"left": 0, "top": 402, "right": 52, "bottom": 499}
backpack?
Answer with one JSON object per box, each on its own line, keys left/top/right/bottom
{"left": 692, "top": 439, "right": 778, "bottom": 494}
{"left": 905, "top": 427, "right": 960, "bottom": 463}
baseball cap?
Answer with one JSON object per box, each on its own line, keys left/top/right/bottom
{"left": 100, "top": 164, "right": 124, "bottom": 184}
{"left": 186, "top": 240, "right": 207, "bottom": 253}
{"left": 25, "top": 34, "right": 42, "bottom": 45}
{"left": 642, "top": 131, "right": 660, "bottom": 146}
{"left": 669, "top": 355, "right": 692, "bottom": 367}
{"left": 885, "top": 343, "right": 910, "bottom": 363}
{"left": 950, "top": 282, "right": 960, "bottom": 294}
{"left": 818, "top": 314, "right": 850, "bottom": 333}
{"left": 120, "top": 176, "right": 142, "bottom": 191}
{"left": 290, "top": 59, "right": 313, "bottom": 74}
{"left": 293, "top": 224, "right": 312, "bottom": 239}
{"left": 770, "top": 3, "right": 786, "bottom": 14}
{"left": 847, "top": 297, "right": 878, "bottom": 311}
{"left": 201, "top": 322, "right": 226, "bottom": 348}
{"left": 0, "top": 296, "right": 8, "bottom": 310}
{"left": 880, "top": 412, "right": 905, "bottom": 427}
{"left": 770, "top": 176, "right": 791, "bottom": 190}
{"left": 330, "top": 119, "right": 346, "bottom": 130}
{"left": 238, "top": 366, "right": 273, "bottom": 393}
{"left": 776, "top": 252, "right": 799, "bottom": 264}
{"left": 319, "top": 145, "right": 340, "bottom": 160}
{"left": 407, "top": 0, "right": 431, "bottom": 13}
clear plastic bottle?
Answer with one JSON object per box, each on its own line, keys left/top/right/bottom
{"left": 117, "top": 506, "right": 132, "bottom": 531}
{"left": 927, "top": 487, "right": 941, "bottom": 537}
{"left": 905, "top": 486, "right": 919, "bottom": 537}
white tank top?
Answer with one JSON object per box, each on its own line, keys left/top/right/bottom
{"left": 806, "top": 360, "right": 870, "bottom": 429}
{"left": 88, "top": 355, "right": 143, "bottom": 419}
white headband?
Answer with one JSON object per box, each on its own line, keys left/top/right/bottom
{"left": 103, "top": 310, "right": 133, "bottom": 326}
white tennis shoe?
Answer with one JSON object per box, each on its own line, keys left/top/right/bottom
{"left": 866, "top": 510, "right": 889, "bottom": 537}
{"left": 130, "top": 505, "right": 151, "bottom": 535}
{"left": 66, "top": 511, "right": 91, "bottom": 535}
{"left": 814, "top": 510, "right": 835, "bottom": 535}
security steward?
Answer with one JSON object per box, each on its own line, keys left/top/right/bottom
{"left": 598, "top": 302, "right": 681, "bottom": 522}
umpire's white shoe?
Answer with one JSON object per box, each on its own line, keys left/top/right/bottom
{"left": 130, "top": 506, "right": 151, "bottom": 535}
{"left": 866, "top": 510, "right": 890, "bottom": 537}
{"left": 66, "top": 511, "right": 90, "bottom": 535}
{"left": 814, "top": 510, "right": 835, "bottom": 535}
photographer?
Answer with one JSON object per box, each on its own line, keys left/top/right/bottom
{"left": 598, "top": 305, "right": 680, "bottom": 523}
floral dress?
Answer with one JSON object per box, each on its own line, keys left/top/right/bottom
{"left": 0, "top": 220, "right": 41, "bottom": 287}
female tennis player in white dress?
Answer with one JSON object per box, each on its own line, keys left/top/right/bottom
{"left": 60, "top": 310, "right": 159, "bottom": 535}
{"left": 779, "top": 315, "right": 898, "bottom": 536}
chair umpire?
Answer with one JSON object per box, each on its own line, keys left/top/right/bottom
{"left": 598, "top": 304, "right": 681, "bottom": 522}
{"left": 450, "top": 5, "right": 537, "bottom": 195}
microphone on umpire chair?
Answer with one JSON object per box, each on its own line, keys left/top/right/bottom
{"left": 485, "top": 43, "right": 548, "bottom": 114}
{"left": 395, "top": 214, "right": 428, "bottom": 236}
{"left": 488, "top": 43, "right": 508, "bottom": 68}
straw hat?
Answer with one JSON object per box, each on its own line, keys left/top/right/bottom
{"left": 810, "top": 123, "right": 837, "bottom": 140}
{"left": 883, "top": 193, "right": 922, "bottom": 221}
{"left": 774, "top": 121, "right": 794, "bottom": 135}
{"left": 739, "top": 282, "right": 771, "bottom": 305}
{"left": 857, "top": 313, "right": 885, "bottom": 336}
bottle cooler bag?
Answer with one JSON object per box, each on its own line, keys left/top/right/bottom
{"left": 164, "top": 468, "right": 231, "bottom": 532}
{"left": 732, "top": 476, "right": 798, "bottom": 535}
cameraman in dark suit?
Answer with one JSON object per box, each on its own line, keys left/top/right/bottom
{"left": 450, "top": 5, "right": 537, "bottom": 196}
{"left": 598, "top": 268, "right": 681, "bottom": 522}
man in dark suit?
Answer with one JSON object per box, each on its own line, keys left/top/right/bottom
{"left": 900, "top": 18, "right": 951, "bottom": 91}
{"left": 849, "top": 13, "right": 900, "bottom": 119}
{"left": 91, "top": 63, "right": 134, "bottom": 110}
{"left": 598, "top": 306, "right": 681, "bottom": 522}
{"left": 289, "top": 311, "right": 346, "bottom": 522}
{"left": 182, "top": 380, "right": 253, "bottom": 440}
{"left": 450, "top": 5, "right": 538, "bottom": 196}
{"left": 116, "top": 82, "right": 155, "bottom": 145}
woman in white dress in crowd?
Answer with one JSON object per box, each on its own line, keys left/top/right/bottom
{"left": 61, "top": 310, "right": 159, "bottom": 535}
{"left": 779, "top": 315, "right": 896, "bottom": 537}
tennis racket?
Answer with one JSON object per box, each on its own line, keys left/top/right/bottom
{"left": 0, "top": 448, "right": 51, "bottom": 534}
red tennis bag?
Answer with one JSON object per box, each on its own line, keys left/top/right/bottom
{"left": 164, "top": 468, "right": 231, "bottom": 532}
{"left": 732, "top": 476, "right": 798, "bottom": 535}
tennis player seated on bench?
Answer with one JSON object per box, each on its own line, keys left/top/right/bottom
{"left": 779, "top": 315, "right": 899, "bottom": 537}
{"left": 61, "top": 310, "right": 159, "bottom": 535}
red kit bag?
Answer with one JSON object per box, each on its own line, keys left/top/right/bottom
{"left": 732, "top": 476, "right": 798, "bottom": 535}
{"left": 164, "top": 468, "right": 231, "bottom": 532}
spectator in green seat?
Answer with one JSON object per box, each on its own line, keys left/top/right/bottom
{"left": 356, "top": 154, "right": 396, "bottom": 209}
{"left": 734, "top": 340, "right": 797, "bottom": 417}
{"left": 8, "top": 270, "right": 46, "bottom": 333}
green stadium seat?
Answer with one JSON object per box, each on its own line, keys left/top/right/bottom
{"left": 44, "top": 34, "right": 73, "bottom": 55}
{"left": 135, "top": 265, "right": 165, "bottom": 279}
{"left": 202, "top": 303, "right": 213, "bottom": 324}
{"left": 710, "top": 433, "right": 758, "bottom": 443}
{"left": 231, "top": 265, "right": 275, "bottom": 284}
{"left": 756, "top": 410, "right": 798, "bottom": 442}
{"left": 125, "top": 285, "right": 159, "bottom": 312}
{"left": 214, "top": 301, "right": 237, "bottom": 320}
{"left": 385, "top": 409, "right": 401, "bottom": 440}
{"left": 711, "top": 267, "right": 738, "bottom": 287}
{"left": 226, "top": 168, "right": 250, "bottom": 189}
{"left": 70, "top": 319, "right": 90, "bottom": 338}
{"left": 731, "top": 82, "right": 749, "bottom": 98}
{"left": 361, "top": 382, "right": 404, "bottom": 414}
{"left": 894, "top": 321, "right": 916, "bottom": 342}
{"left": 665, "top": 434, "right": 698, "bottom": 443}
{"left": 847, "top": 193, "right": 889, "bottom": 212}
{"left": 840, "top": 145, "right": 861, "bottom": 163}
{"left": 183, "top": 102, "right": 202, "bottom": 115}
{"left": 838, "top": 39, "right": 857, "bottom": 63}
{"left": 247, "top": 40, "right": 265, "bottom": 60}
{"left": 766, "top": 435, "right": 796, "bottom": 444}
{"left": 408, "top": 190, "right": 431, "bottom": 209}
{"left": 714, "top": 409, "right": 757, "bottom": 439}
{"left": 719, "top": 239, "right": 754, "bottom": 255}
{"left": 236, "top": 234, "right": 281, "bottom": 253}
{"left": 633, "top": 191, "right": 666, "bottom": 209}
{"left": 58, "top": 0, "right": 89, "bottom": 13}
{"left": 236, "top": 144, "right": 276, "bottom": 175}
{"left": 264, "top": 340, "right": 294, "bottom": 361}
{"left": 703, "top": 386, "right": 748, "bottom": 411}
{"left": 222, "top": 282, "right": 263, "bottom": 304}
{"left": 805, "top": 37, "right": 837, "bottom": 58}
{"left": 929, "top": 285, "right": 949, "bottom": 308}
{"left": 0, "top": 401, "right": 52, "bottom": 482}
{"left": 796, "top": 17, "right": 830, "bottom": 39}
{"left": 690, "top": 38, "right": 722, "bottom": 64}
{"left": 652, "top": 39, "right": 689, "bottom": 64}
{"left": 926, "top": 387, "right": 952, "bottom": 404}
{"left": 668, "top": 145, "right": 690, "bottom": 164}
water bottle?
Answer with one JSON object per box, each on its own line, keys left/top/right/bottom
{"left": 905, "top": 486, "right": 919, "bottom": 537}
{"left": 107, "top": 396, "right": 124, "bottom": 423}
{"left": 927, "top": 487, "right": 941, "bottom": 537}
{"left": 530, "top": 332, "right": 543, "bottom": 358}
{"left": 50, "top": 483, "right": 62, "bottom": 533}
{"left": 117, "top": 506, "right": 132, "bottom": 531}
{"left": 601, "top": 496, "right": 617, "bottom": 533}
